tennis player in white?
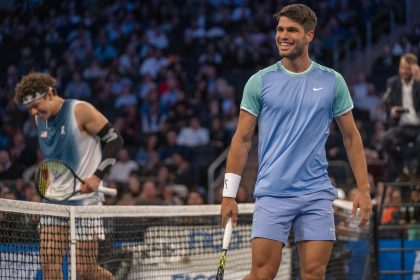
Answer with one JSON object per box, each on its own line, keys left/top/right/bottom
{"left": 15, "top": 72, "right": 123, "bottom": 280}
{"left": 220, "top": 4, "right": 372, "bottom": 280}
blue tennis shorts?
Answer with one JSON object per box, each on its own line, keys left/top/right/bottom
{"left": 251, "top": 188, "right": 337, "bottom": 245}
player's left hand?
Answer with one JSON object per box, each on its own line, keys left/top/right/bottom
{"left": 80, "top": 176, "right": 101, "bottom": 193}
{"left": 352, "top": 190, "right": 372, "bottom": 228}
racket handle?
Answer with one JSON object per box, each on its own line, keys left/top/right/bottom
{"left": 98, "top": 186, "right": 118, "bottom": 197}
{"left": 222, "top": 217, "right": 233, "bottom": 250}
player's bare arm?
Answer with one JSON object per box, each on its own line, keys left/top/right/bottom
{"left": 335, "top": 111, "right": 372, "bottom": 227}
{"left": 75, "top": 101, "right": 108, "bottom": 136}
{"left": 75, "top": 102, "right": 124, "bottom": 193}
{"left": 221, "top": 110, "right": 257, "bottom": 226}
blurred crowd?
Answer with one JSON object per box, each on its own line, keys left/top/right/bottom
{"left": 0, "top": 0, "right": 417, "bottom": 207}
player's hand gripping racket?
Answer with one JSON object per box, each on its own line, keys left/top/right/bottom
{"left": 35, "top": 159, "right": 117, "bottom": 202}
{"left": 216, "top": 217, "right": 233, "bottom": 280}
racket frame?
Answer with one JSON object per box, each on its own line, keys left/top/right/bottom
{"left": 35, "top": 159, "right": 117, "bottom": 201}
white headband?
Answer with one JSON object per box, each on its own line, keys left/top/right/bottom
{"left": 22, "top": 87, "right": 51, "bottom": 105}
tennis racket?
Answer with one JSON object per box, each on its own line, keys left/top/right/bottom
{"left": 35, "top": 159, "right": 117, "bottom": 202}
{"left": 216, "top": 217, "right": 233, "bottom": 280}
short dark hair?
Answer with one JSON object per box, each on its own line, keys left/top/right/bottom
{"left": 274, "top": 4, "right": 317, "bottom": 32}
{"left": 14, "top": 72, "right": 57, "bottom": 105}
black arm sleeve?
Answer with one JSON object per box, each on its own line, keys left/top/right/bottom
{"left": 93, "top": 123, "right": 124, "bottom": 180}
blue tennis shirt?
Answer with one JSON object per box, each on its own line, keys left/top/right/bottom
{"left": 241, "top": 61, "right": 353, "bottom": 197}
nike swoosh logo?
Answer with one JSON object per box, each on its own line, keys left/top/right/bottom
{"left": 224, "top": 179, "right": 228, "bottom": 189}
{"left": 313, "top": 87, "right": 324, "bottom": 91}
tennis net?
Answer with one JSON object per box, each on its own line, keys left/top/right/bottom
{"left": 0, "top": 198, "right": 372, "bottom": 279}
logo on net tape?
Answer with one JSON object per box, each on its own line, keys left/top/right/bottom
{"left": 188, "top": 228, "right": 243, "bottom": 252}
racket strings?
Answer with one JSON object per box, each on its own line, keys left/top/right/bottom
{"left": 37, "top": 165, "right": 49, "bottom": 195}
{"left": 36, "top": 161, "right": 75, "bottom": 199}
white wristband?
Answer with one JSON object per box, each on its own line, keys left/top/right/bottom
{"left": 223, "top": 173, "right": 241, "bottom": 198}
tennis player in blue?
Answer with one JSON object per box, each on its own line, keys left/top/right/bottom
{"left": 15, "top": 72, "right": 123, "bottom": 280}
{"left": 220, "top": 4, "right": 372, "bottom": 280}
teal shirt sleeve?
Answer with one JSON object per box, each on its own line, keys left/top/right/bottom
{"left": 240, "top": 73, "right": 262, "bottom": 116}
{"left": 333, "top": 72, "right": 353, "bottom": 117}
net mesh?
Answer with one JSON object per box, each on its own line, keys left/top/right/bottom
{"left": 0, "top": 198, "right": 372, "bottom": 279}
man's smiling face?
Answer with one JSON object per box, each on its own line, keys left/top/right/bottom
{"left": 275, "top": 16, "right": 313, "bottom": 60}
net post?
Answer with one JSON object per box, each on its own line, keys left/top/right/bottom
{"left": 371, "top": 203, "right": 380, "bottom": 279}
{"left": 69, "top": 206, "right": 77, "bottom": 280}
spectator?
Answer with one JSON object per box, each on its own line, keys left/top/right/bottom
{"left": 161, "top": 184, "right": 184, "bottom": 205}
{"left": 108, "top": 148, "right": 139, "bottom": 184}
{"left": 223, "top": 105, "right": 239, "bottom": 138}
{"left": 83, "top": 59, "right": 108, "bottom": 82}
{"left": 116, "top": 173, "right": 142, "bottom": 205}
{"left": 391, "top": 34, "right": 412, "bottom": 58}
{"left": 118, "top": 45, "right": 139, "bottom": 77}
{"left": 141, "top": 102, "right": 167, "bottom": 134}
{"left": 0, "top": 149, "right": 25, "bottom": 180}
{"left": 373, "top": 181, "right": 386, "bottom": 209}
{"left": 186, "top": 191, "right": 204, "bottom": 205}
{"left": 166, "top": 152, "right": 195, "bottom": 187}
{"left": 159, "top": 130, "right": 187, "bottom": 162}
{"left": 166, "top": 101, "right": 191, "bottom": 131}
{"left": 407, "top": 186, "right": 420, "bottom": 240}
{"left": 146, "top": 24, "right": 169, "bottom": 50}
{"left": 21, "top": 147, "right": 43, "bottom": 182}
{"left": 351, "top": 72, "right": 380, "bottom": 121}
{"left": 112, "top": 115, "right": 138, "bottom": 148}
{"left": 9, "top": 131, "right": 36, "bottom": 168}
{"left": 139, "top": 47, "right": 168, "bottom": 80}
{"left": 137, "top": 74, "right": 157, "bottom": 101}
{"left": 381, "top": 188, "right": 402, "bottom": 224}
{"left": 67, "top": 28, "right": 93, "bottom": 64}
{"left": 64, "top": 72, "right": 92, "bottom": 100}
{"left": 405, "top": 185, "right": 420, "bottom": 223}
{"left": 198, "top": 43, "right": 222, "bottom": 66}
{"left": 159, "top": 76, "right": 183, "bottom": 114}
{"left": 2, "top": 189, "right": 17, "bottom": 200}
{"left": 156, "top": 165, "right": 175, "bottom": 188}
{"left": 382, "top": 53, "right": 420, "bottom": 181}
{"left": 137, "top": 180, "right": 162, "bottom": 205}
{"left": 93, "top": 31, "right": 117, "bottom": 63}
{"left": 22, "top": 182, "right": 41, "bottom": 202}
{"left": 21, "top": 116, "right": 38, "bottom": 141}
{"left": 114, "top": 84, "right": 137, "bottom": 109}
{"left": 209, "top": 116, "right": 228, "bottom": 151}
{"left": 176, "top": 117, "right": 209, "bottom": 147}
{"left": 135, "top": 134, "right": 160, "bottom": 166}
{"left": 0, "top": 122, "right": 10, "bottom": 150}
